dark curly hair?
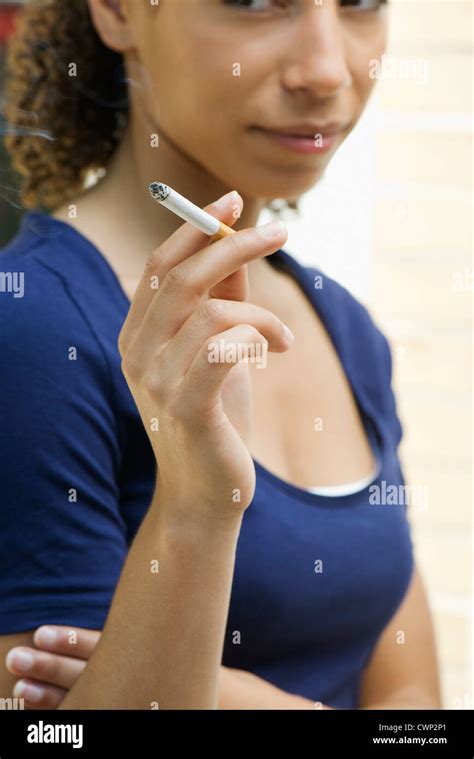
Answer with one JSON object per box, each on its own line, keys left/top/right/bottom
{"left": 3, "top": 0, "right": 127, "bottom": 211}
{"left": 3, "top": 0, "right": 299, "bottom": 216}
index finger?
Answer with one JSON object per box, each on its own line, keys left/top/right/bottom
{"left": 120, "top": 190, "right": 244, "bottom": 353}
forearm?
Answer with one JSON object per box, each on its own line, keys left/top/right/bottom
{"left": 293, "top": 694, "right": 437, "bottom": 711}
{"left": 266, "top": 693, "right": 436, "bottom": 710}
{"left": 360, "top": 689, "right": 441, "bottom": 710}
{"left": 59, "top": 481, "right": 243, "bottom": 709}
{"left": 217, "top": 667, "right": 333, "bottom": 710}
{"left": 217, "top": 677, "right": 437, "bottom": 710}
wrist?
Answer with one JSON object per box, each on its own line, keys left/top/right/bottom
{"left": 151, "top": 480, "right": 245, "bottom": 539}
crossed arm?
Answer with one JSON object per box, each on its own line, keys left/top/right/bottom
{"left": 0, "top": 562, "right": 441, "bottom": 709}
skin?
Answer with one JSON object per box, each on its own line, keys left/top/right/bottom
{"left": 48, "top": 0, "right": 387, "bottom": 296}
{"left": 3, "top": 565, "right": 440, "bottom": 709}
{"left": 0, "top": 0, "right": 441, "bottom": 708}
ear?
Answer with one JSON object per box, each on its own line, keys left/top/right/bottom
{"left": 86, "top": 0, "right": 134, "bottom": 53}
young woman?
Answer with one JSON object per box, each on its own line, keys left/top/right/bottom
{"left": 0, "top": 0, "right": 441, "bottom": 709}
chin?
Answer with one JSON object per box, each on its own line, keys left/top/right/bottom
{"left": 245, "top": 166, "right": 329, "bottom": 200}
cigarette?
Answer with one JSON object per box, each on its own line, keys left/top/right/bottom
{"left": 148, "top": 181, "right": 236, "bottom": 242}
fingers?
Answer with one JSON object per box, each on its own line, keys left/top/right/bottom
{"left": 130, "top": 221, "right": 288, "bottom": 367}
{"left": 12, "top": 678, "right": 67, "bottom": 710}
{"left": 175, "top": 324, "right": 270, "bottom": 418}
{"left": 5, "top": 626, "right": 100, "bottom": 710}
{"left": 119, "top": 190, "right": 244, "bottom": 354}
{"left": 33, "top": 625, "right": 101, "bottom": 660}
{"left": 6, "top": 645, "right": 87, "bottom": 690}
{"left": 170, "top": 222, "right": 286, "bottom": 298}
{"left": 156, "top": 299, "right": 293, "bottom": 388}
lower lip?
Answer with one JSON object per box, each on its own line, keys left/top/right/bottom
{"left": 255, "top": 128, "right": 340, "bottom": 154}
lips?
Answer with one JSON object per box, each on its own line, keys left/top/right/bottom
{"left": 251, "top": 123, "right": 347, "bottom": 155}
{"left": 255, "top": 122, "right": 347, "bottom": 138}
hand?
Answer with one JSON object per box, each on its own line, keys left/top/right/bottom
{"left": 5, "top": 625, "right": 100, "bottom": 709}
{"left": 5, "top": 626, "right": 324, "bottom": 710}
{"left": 118, "top": 190, "right": 291, "bottom": 519}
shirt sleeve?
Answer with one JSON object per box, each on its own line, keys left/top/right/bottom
{"left": 369, "top": 317, "right": 412, "bottom": 517}
{"left": 379, "top": 327, "right": 404, "bottom": 447}
{"left": 0, "top": 260, "right": 128, "bottom": 633}
{"left": 382, "top": 332, "right": 412, "bottom": 508}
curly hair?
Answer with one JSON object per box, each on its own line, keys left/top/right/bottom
{"left": 3, "top": 0, "right": 128, "bottom": 211}
{"left": 3, "top": 0, "right": 299, "bottom": 216}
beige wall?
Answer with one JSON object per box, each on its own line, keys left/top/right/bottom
{"left": 371, "top": 0, "right": 472, "bottom": 709}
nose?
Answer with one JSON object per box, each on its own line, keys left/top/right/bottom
{"left": 280, "top": 4, "right": 352, "bottom": 98}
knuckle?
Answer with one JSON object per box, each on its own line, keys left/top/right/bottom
{"left": 222, "top": 227, "right": 264, "bottom": 265}
{"left": 39, "top": 652, "right": 59, "bottom": 681}
{"left": 142, "top": 371, "right": 166, "bottom": 403}
{"left": 144, "top": 249, "right": 161, "bottom": 274}
{"left": 161, "top": 263, "right": 190, "bottom": 293}
{"left": 120, "top": 352, "right": 141, "bottom": 381}
{"left": 225, "top": 230, "right": 244, "bottom": 256}
{"left": 202, "top": 298, "right": 229, "bottom": 323}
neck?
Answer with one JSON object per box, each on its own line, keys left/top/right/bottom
{"left": 77, "top": 110, "right": 275, "bottom": 288}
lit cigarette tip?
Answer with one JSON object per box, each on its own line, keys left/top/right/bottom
{"left": 148, "top": 181, "right": 170, "bottom": 202}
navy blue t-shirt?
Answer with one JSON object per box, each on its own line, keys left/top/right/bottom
{"left": 0, "top": 211, "right": 414, "bottom": 708}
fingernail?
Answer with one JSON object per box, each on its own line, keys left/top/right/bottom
{"left": 213, "top": 190, "right": 240, "bottom": 209}
{"left": 35, "top": 626, "right": 58, "bottom": 647}
{"left": 13, "top": 680, "right": 44, "bottom": 703}
{"left": 282, "top": 324, "right": 295, "bottom": 343}
{"left": 256, "top": 220, "right": 287, "bottom": 239}
{"left": 6, "top": 649, "right": 34, "bottom": 673}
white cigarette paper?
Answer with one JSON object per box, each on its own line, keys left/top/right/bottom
{"left": 148, "top": 181, "right": 220, "bottom": 235}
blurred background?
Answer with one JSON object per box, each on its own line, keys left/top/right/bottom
{"left": 367, "top": 0, "right": 472, "bottom": 710}
{"left": 1, "top": 0, "right": 472, "bottom": 709}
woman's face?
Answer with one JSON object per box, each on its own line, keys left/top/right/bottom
{"left": 123, "top": 0, "right": 388, "bottom": 201}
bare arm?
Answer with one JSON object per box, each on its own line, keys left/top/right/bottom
{"left": 0, "top": 500, "right": 242, "bottom": 711}
{"left": 359, "top": 563, "right": 442, "bottom": 709}
{"left": 59, "top": 484, "right": 243, "bottom": 709}
{"left": 4, "top": 563, "right": 440, "bottom": 710}
{"left": 5, "top": 563, "right": 440, "bottom": 710}
{"left": 1, "top": 192, "right": 291, "bottom": 710}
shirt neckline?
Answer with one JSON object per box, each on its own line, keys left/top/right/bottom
{"left": 20, "top": 210, "right": 132, "bottom": 308}
{"left": 303, "top": 417, "right": 382, "bottom": 497}
{"left": 21, "top": 209, "right": 385, "bottom": 505}
{"left": 251, "top": 246, "right": 386, "bottom": 504}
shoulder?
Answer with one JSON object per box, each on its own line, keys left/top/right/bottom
{"left": 0, "top": 234, "right": 127, "bottom": 635}
{"left": 0, "top": 230, "right": 111, "bottom": 393}
{"left": 0, "top": 228, "right": 125, "bottom": 510}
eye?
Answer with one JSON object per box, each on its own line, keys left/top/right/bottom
{"left": 339, "top": 0, "right": 387, "bottom": 10}
{"left": 221, "top": 0, "right": 285, "bottom": 11}
{"left": 221, "top": 0, "right": 387, "bottom": 12}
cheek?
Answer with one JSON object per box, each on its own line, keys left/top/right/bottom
{"left": 345, "top": 22, "right": 387, "bottom": 101}
{"left": 344, "top": 15, "right": 387, "bottom": 60}
{"left": 155, "top": 51, "right": 250, "bottom": 148}
{"left": 148, "top": 34, "right": 232, "bottom": 126}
